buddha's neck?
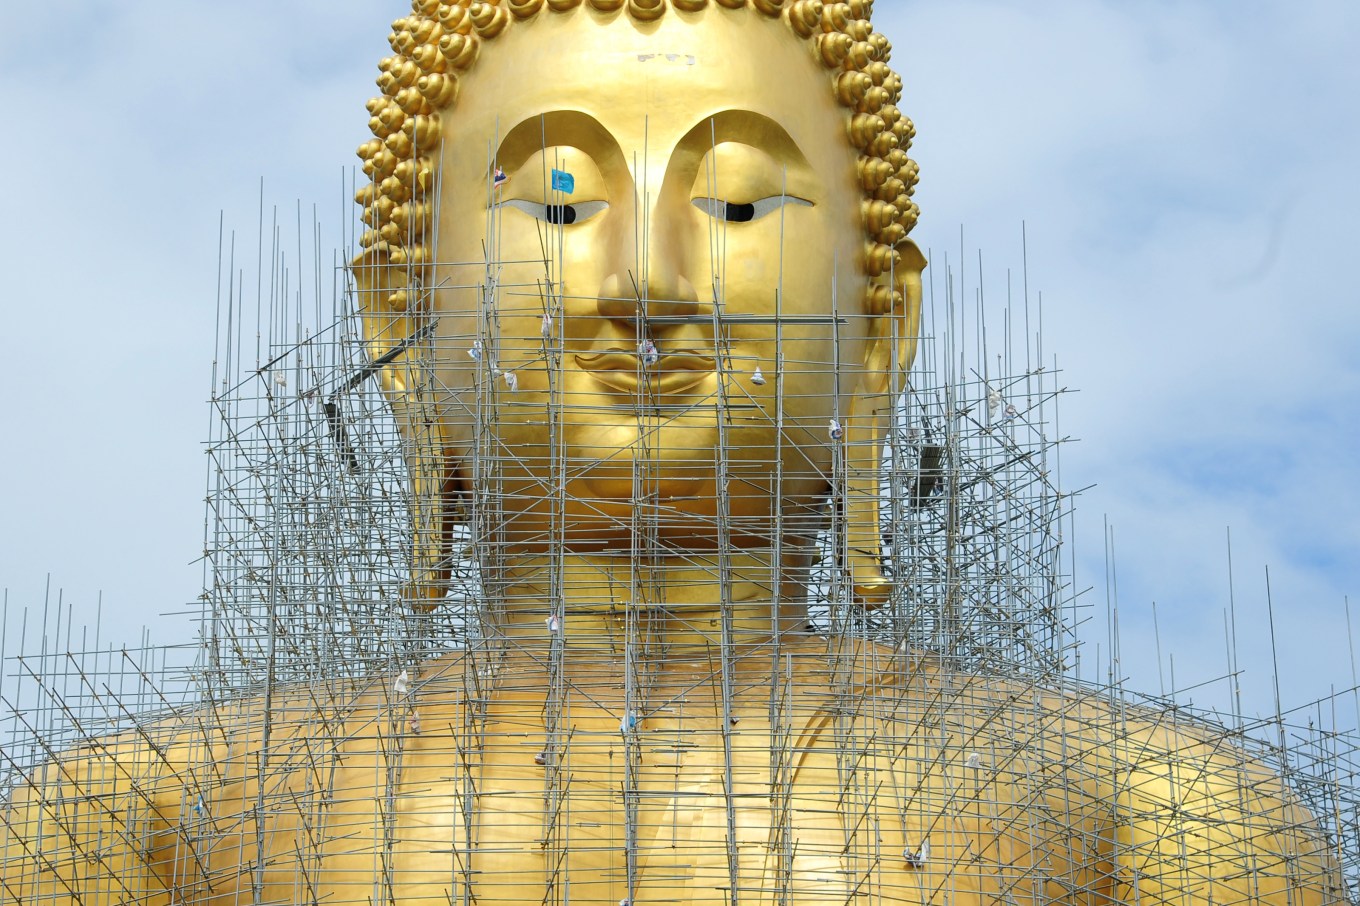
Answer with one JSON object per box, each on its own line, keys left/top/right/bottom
{"left": 487, "top": 551, "right": 809, "bottom": 654}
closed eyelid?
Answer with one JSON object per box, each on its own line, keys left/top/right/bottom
{"left": 692, "top": 196, "right": 813, "bottom": 223}
{"left": 678, "top": 114, "right": 820, "bottom": 206}
{"left": 499, "top": 199, "right": 609, "bottom": 225}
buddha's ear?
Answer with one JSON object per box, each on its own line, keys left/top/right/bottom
{"left": 351, "top": 246, "right": 452, "bottom": 612}
{"left": 856, "top": 240, "right": 926, "bottom": 394}
{"left": 845, "top": 240, "right": 927, "bottom": 608}
{"left": 896, "top": 239, "right": 927, "bottom": 376}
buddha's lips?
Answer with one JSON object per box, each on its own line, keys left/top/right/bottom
{"left": 575, "top": 349, "right": 716, "bottom": 395}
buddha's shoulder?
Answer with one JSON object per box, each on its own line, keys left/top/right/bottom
{"left": 820, "top": 639, "right": 1295, "bottom": 782}
{"left": 4, "top": 649, "right": 483, "bottom": 784}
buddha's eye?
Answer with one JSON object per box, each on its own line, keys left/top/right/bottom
{"left": 691, "top": 196, "right": 813, "bottom": 223}
{"left": 499, "top": 199, "right": 609, "bottom": 225}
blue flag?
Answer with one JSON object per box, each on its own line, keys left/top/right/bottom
{"left": 550, "top": 168, "right": 575, "bottom": 195}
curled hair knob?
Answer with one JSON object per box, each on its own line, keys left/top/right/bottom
{"left": 817, "top": 32, "right": 852, "bottom": 67}
{"left": 788, "top": 1, "right": 822, "bottom": 37}
{"left": 439, "top": 33, "right": 480, "bottom": 69}
{"left": 469, "top": 3, "right": 510, "bottom": 37}
{"left": 437, "top": 4, "right": 471, "bottom": 32}
{"left": 628, "top": 0, "right": 666, "bottom": 20}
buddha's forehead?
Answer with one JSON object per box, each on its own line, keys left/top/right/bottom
{"left": 451, "top": 11, "right": 840, "bottom": 158}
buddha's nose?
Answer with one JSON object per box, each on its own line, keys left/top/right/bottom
{"left": 596, "top": 183, "right": 700, "bottom": 323}
{"left": 643, "top": 218, "right": 702, "bottom": 317}
{"left": 645, "top": 264, "right": 701, "bottom": 317}
{"left": 596, "top": 254, "right": 700, "bottom": 322}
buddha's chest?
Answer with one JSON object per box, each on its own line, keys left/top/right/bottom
{"left": 310, "top": 687, "right": 1096, "bottom": 906}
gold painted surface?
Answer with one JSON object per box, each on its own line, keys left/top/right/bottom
{"left": 0, "top": 2, "right": 1345, "bottom": 904}
{"left": 2, "top": 640, "right": 1341, "bottom": 904}
{"left": 351, "top": 0, "right": 922, "bottom": 608}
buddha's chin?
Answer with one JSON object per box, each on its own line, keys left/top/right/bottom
{"left": 566, "top": 421, "right": 720, "bottom": 498}
{"left": 561, "top": 420, "right": 822, "bottom": 512}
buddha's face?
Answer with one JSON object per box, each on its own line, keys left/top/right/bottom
{"left": 428, "top": 10, "right": 890, "bottom": 553}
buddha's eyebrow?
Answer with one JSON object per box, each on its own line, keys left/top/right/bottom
{"left": 677, "top": 110, "right": 810, "bottom": 166}
{"left": 495, "top": 111, "right": 627, "bottom": 176}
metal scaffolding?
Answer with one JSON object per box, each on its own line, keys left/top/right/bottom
{"left": 2, "top": 43, "right": 1358, "bottom": 906}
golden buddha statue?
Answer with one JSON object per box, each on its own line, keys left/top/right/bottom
{"left": 1, "top": 1, "right": 1346, "bottom": 904}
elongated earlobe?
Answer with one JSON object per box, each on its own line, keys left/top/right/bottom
{"left": 352, "top": 247, "right": 452, "bottom": 611}
{"left": 845, "top": 240, "right": 926, "bottom": 608}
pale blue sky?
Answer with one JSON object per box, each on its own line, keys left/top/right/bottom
{"left": 896, "top": 1, "right": 1360, "bottom": 724}
{"left": 0, "top": 1, "right": 1356, "bottom": 729}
